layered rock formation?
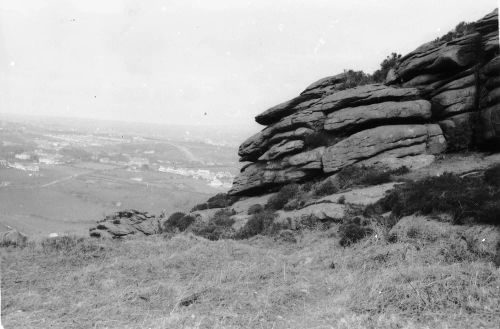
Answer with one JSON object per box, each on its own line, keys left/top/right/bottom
{"left": 229, "top": 9, "right": 499, "bottom": 196}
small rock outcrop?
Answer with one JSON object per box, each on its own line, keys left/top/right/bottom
{"left": 229, "top": 9, "right": 499, "bottom": 196}
{"left": 0, "top": 229, "right": 28, "bottom": 247}
{"left": 89, "top": 210, "right": 161, "bottom": 239}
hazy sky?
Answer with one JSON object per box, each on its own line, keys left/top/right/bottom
{"left": 0, "top": 0, "right": 497, "bottom": 127}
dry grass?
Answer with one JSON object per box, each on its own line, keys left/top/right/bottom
{"left": 1, "top": 228, "right": 499, "bottom": 329}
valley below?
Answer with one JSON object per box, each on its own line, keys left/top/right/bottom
{"left": 0, "top": 115, "right": 248, "bottom": 236}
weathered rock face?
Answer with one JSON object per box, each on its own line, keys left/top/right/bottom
{"left": 479, "top": 55, "right": 500, "bottom": 146}
{"left": 229, "top": 9, "right": 499, "bottom": 196}
{"left": 322, "top": 124, "right": 446, "bottom": 173}
{"left": 89, "top": 210, "right": 161, "bottom": 239}
{"left": 324, "top": 100, "right": 432, "bottom": 133}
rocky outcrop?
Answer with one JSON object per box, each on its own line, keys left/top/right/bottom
{"left": 89, "top": 210, "right": 161, "bottom": 239}
{"left": 393, "top": 32, "right": 482, "bottom": 85}
{"left": 0, "top": 229, "right": 27, "bottom": 247}
{"left": 229, "top": 9, "right": 499, "bottom": 196}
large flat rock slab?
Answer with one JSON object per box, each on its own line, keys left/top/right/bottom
{"left": 324, "top": 100, "right": 431, "bottom": 133}
{"left": 318, "top": 84, "right": 421, "bottom": 113}
{"left": 322, "top": 124, "right": 446, "bottom": 173}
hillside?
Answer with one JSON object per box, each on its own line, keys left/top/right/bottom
{"left": 1, "top": 222, "right": 499, "bottom": 328}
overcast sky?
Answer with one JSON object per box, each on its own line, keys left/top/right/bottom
{"left": 0, "top": 0, "right": 497, "bottom": 128}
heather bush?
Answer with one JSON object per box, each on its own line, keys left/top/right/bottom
{"left": 313, "top": 179, "right": 338, "bottom": 197}
{"left": 372, "top": 53, "right": 402, "bottom": 83}
{"left": 338, "top": 195, "right": 346, "bottom": 204}
{"left": 162, "top": 212, "right": 195, "bottom": 232}
{"left": 374, "top": 173, "right": 500, "bottom": 225}
{"left": 191, "top": 193, "right": 238, "bottom": 212}
{"left": 247, "top": 204, "right": 263, "bottom": 215}
{"left": 236, "top": 210, "right": 277, "bottom": 239}
{"left": 338, "top": 217, "right": 373, "bottom": 246}
{"left": 484, "top": 164, "right": 500, "bottom": 187}
{"left": 337, "top": 70, "right": 373, "bottom": 90}
{"left": 434, "top": 21, "right": 475, "bottom": 43}
{"left": 336, "top": 165, "right": 394, "bottom": 190}
{"left": 191, "top": 209, "right": 235, "bottom": 241}
{"left": 265, "top": 184, "right": 301, "bottom": 210}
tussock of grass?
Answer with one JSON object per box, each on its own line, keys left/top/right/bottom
{"left": 2, "top": 228, "right": 499, "bottom": 329}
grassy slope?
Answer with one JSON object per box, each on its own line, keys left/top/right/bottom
{"left": 2, "top": 228, "right": 499, "bottom": 329}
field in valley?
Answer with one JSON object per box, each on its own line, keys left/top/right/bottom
{"left": 0, "top": 115, "right": 247, "bottom": 237}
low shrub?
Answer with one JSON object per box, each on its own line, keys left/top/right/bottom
{"left": 390, "top": 166, "right": 410, "bottom": 176}
{"left": 336, "top": 165, "right": 393, "bottom": 190}
{"left": 236, "top": 210, "right": 277, "bottom": 239}
{"left": 338, "top": 217, "right": 373, "bottom": 246}
{"left": 162, "top": 212, "right": 195, "bottom": 232}
{"left": 191, "top": 203, "right": 208, "bottom": 211}
{"left": 360, "top": 170, "right": 391, "bottom": 186}
{"left": 211, "top": 209, "right": 236, "bottom": 227}
{"left": 374, "top": 173, "right": 500, "bottom": 225}
{"left": 484, "top": 164, "right": 500, "bottom": 187}
{"left": 313, "top": 179, "right": 338, "bottom": 197}
{"left": 265, "top": 184, "right": 301, "bottom": 210}
{"left": 372, "top": 53, "right": 402, "bottom": 83}
{"left": 338, "top": 70, "right": 373, "bottom": 90}
{"left": 301, "top": 181, "right": 315, "bottom": 192}
{"left": 247, "top": 204, "right": 263, "bottom": 215}
{"left": 191, "top": 224, "right": 229, "bottom": 241}
{"left": 191, "top": 208, "right": 235, "bottom": 241}
{"left": 191, "top": 193, "right": 238, "bottom": 212}
{"left": 434, "top": 21, "right": 475, "bottom": 44}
